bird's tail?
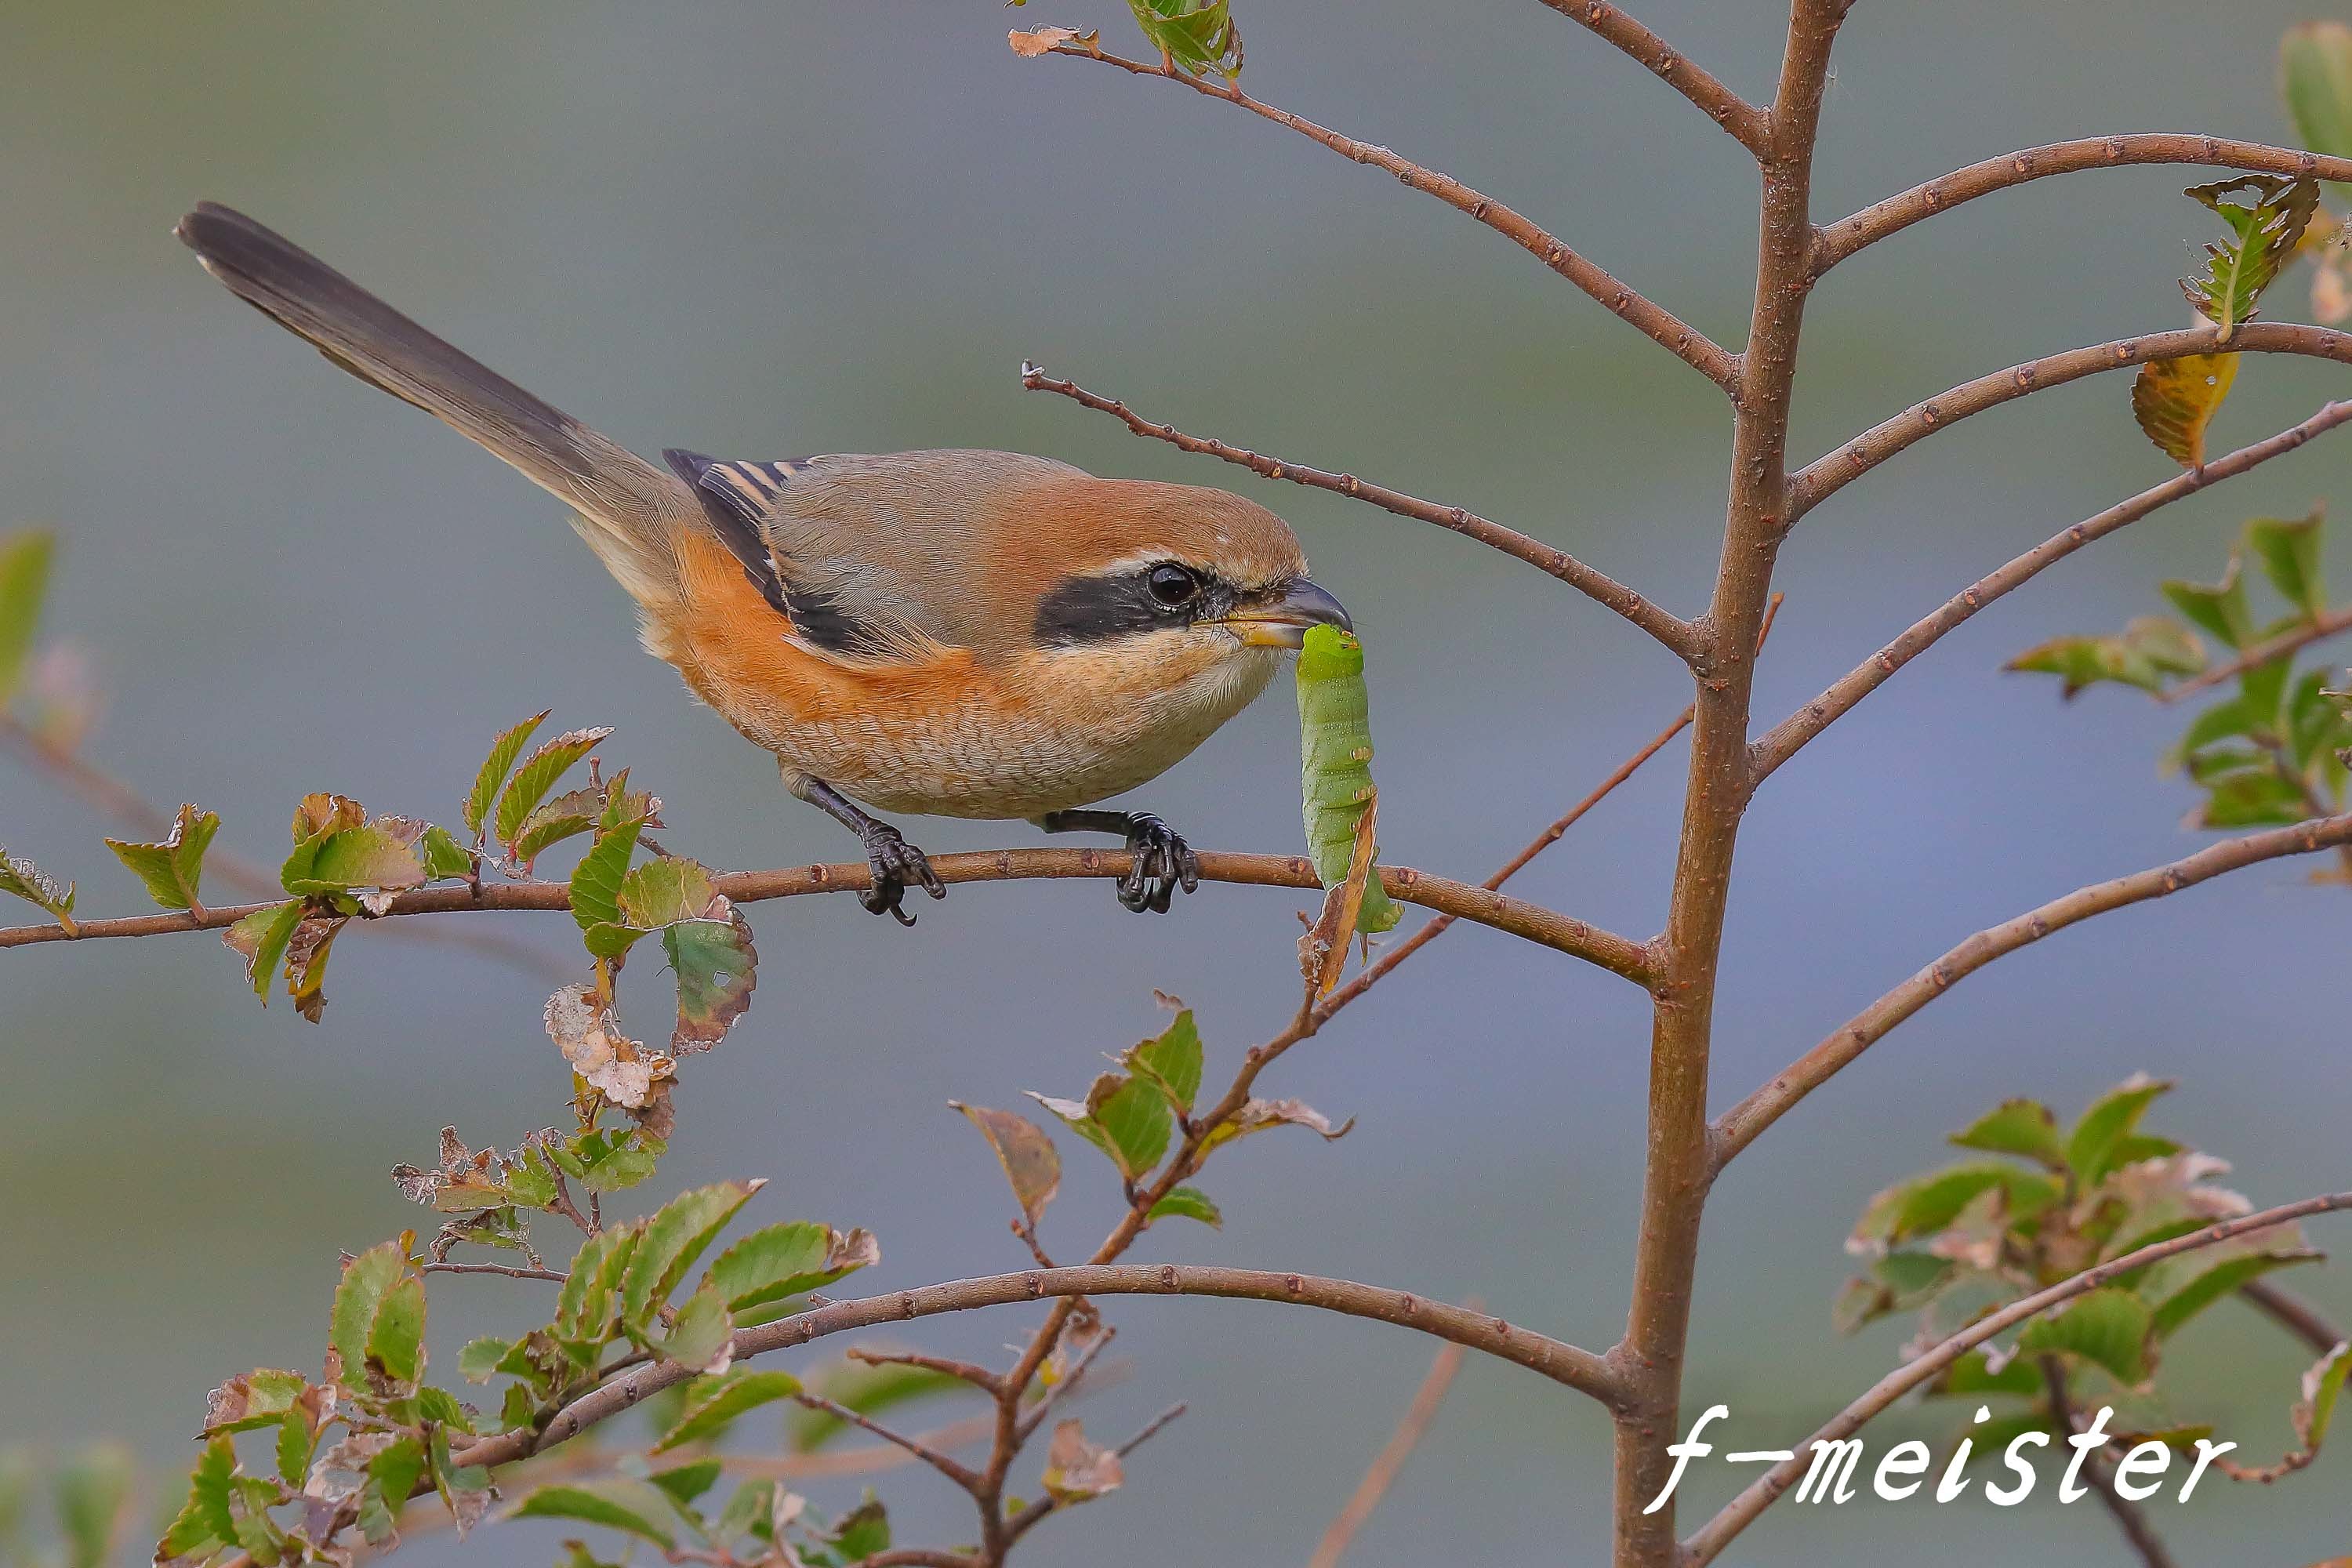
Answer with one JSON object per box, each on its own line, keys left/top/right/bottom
{"left": 174, "top": 201, "right": 691, "bottom": 611}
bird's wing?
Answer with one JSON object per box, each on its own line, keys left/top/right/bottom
{"left": 662, "top": 448, "right": 1087, "bottom": 660}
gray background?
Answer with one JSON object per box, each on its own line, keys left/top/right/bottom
{"left": 3, "top": 2, "right": 2348, "bottom": 1563}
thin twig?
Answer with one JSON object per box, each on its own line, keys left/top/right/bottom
{"left": 1033, "top": 42, "right": 1740, "bottom": 393}
{"left": 2042, "top": 1356, "right": 2180, "bottom": 1568}
{"left": 847, "top": 1345, "right": 1004, "bottom": 1394}
{"left": 787, "top": 1392, "right": 983, "bottom": 1491}
{"left": 1532, "top": 0, "right": 1769, "bottom": 154}
{"left": 1753, "top": 401, "right": 2352, "bottom": 781}
{"left": 455, "top": 1263, "right": 1619, "bottom": 1472}
{"left": 2161, "top": 601, "right": 2352, "bottom": 702}
{"left": 1020, "top": 365, "right": 1700, "bottom": 659}
{"left": 419, "top": 1260, "right": 567, "bottom": 1283}
{"left": 1682, "top": 1190, "right": 2352, "bottom": 1564}
{"left": 1012, "top": 1326, "right": 1116, "bottom": 1444}
{"left": 1712, "top": 811, "right": 2352, "bottom": 1167}
{"left": 2238, "top": 1276, "right": 2348, "bottom": 1356}
{"left": 1817, "top": 135, "right": 2352, "bottom": 270}
{"left": 1307, "top": 1324, "right": 1471, "bottom": 1568}
{"left": 1788, "top": 324, "right": 2352, "bottom": 523}
{"left": 0, "top": 846, "right": 1656, "bottom": 986}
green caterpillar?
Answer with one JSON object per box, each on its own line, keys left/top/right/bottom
{"left": 1295, "top": 624, "right": 1400, "bottom": 935}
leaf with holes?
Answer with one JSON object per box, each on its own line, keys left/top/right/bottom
{"left": 2180, "top": 176, "right": 2320, "bottom": 337}
{"left": 104, "top": 803, "right": 219, "bottom": 913}
{"left": 2132, "top": 352, "right": 2238, "bottom": 468}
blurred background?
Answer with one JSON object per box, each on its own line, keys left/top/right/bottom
{"left": 3, "top": 2, "right": 2348, "bottom": 1563}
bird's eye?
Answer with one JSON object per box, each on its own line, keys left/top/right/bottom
{"left": 1145, "top": 563, "right": 1202, "bottom": 608}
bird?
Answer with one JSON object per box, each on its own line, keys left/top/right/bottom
{"left": 173, "top": 202, "right": 1352, "bottom": 923}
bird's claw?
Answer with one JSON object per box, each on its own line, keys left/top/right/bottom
{"left": 858, "top": 826, "right": 946, "bottom": 925}
{"left": 1116, "top": 814, "right": 1199, "bottom": 915}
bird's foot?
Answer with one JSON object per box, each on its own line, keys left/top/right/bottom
{"left": 1116, "top": 814, "right": 1200, "bottom": 915}
{"left": 857, "top": 823, "right": 946, "bottom": 926}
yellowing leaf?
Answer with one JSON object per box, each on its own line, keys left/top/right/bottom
{"left": 952, "top": 1102, "right": 1062, "bottom": 1228}
{"left": 2131, "top": 352, "right": 2238, "bottom": 468}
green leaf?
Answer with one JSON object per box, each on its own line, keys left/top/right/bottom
{"left": 662, "top": 1282, "right": 735, "bottom": 1373}
{"left": 953, "top": 1102, "right": 1062, "bottom": 1229}
{"left": 1850, "top": 1162, "right": 2062, "bottom": 1250}
{"left": 458, "top": 1337, "right": 512, "bottom": 1384}
{"left": 1027, "top": 1071, "right": 1171, "bottom": 1181}
{"left": 653, "top": 1369, "right": 804, "bottom": 1453}
{"left": 556, "top": 1222, "right": 644, "bottom": 1346}
{"left": 2180, "top": 176, "right": 2321, "bottom": 338}
{"left": 1949, "top": 1098, "right": 2067, "bottom": 1168}
{"left": 464, "top": 711, "right": 550, "bottom": 835}
{"left": 510, "top": 1479, "right": 683, "bottom": 1551}
{"left": 330, "top": 1240, "right": 411, "bottom": 1391}
{"left": 496, "top": 728, "right": 612, "bottom": 848}
{"left": 665, "top": 909, "right": 758, "bottom": 1052}
{"left": 2298, "top": 1339, "right": 2352, "bottom": 1452}
{"left": 701, "top": 1221, "right": 878, "bottom": 1314}
{"left": 2067, "top": 1075, "right": 2174, "bottom": 1186}
{"left": 420, "top": 823, "right": 474, "bottom": 880}
{"left": 510, "top": 788, "right": 602, "bottom": 866}
{"left": 0, "top": 530, "right": 54, "bottom": 708}
{"left": 2246, "top": 510, "right": 2328, "bottom": 617}
{"left": 648, "top": 1459, "right": 724, "bottom": 1508}
{"left": 1127, "top": 1009, "right": 1203, "bottom": 1114}
{"left": 789, "top": 1363, "right": 969, "bottom": 1453}
{"left": 1928, "top": 1349, "right": 2045, "bottom": 1398}
{"left": 2006, "top": 616, "right": 2205, "bottom": 698}
{"left": 222, "top": 898, "right": 304, "bottom": 1000}
{"left": 2162, "top": 558, "right": 2254, "bottom": 648}
{"left": 2151, "top": 1250, "right": 2321, "bottom": 1338}
{"left": 2016, "top": 1287, "right": 2155, "bottom": 1385}
{"left": 0, "top": 848, "right": 75, "bottom": 931}
{"left": 2285, "top": 24, "right": 2352, "bottom": 197}
{"left": 2132, "top": 352, "right": 2239, "bottom": 470}
{"left": 281, "top": 822, "right": 427, "bottom": 897}
{"left": 622, "top": 1181, "right": 762, "bottom": 1329}
{"left": 823, "top": 1496, "right": 891, "bottom": 1562}
{"left": 1124, "top": 0, "right": 1240, "bottom": 77}
{"left": 368, "top": 1273, "right": 428, "bottom": 1388}
{"left": 200, "top": 1368, "right": 308, "bottom": 1434}
{"left": 1148, "top": 1185, "right": 1222, "bottom": 1228}
{"left": 103, "top": 803, "right": 219, "bottom": 913}
{"left": 570, "top": 817, "right": 646, "bottom": 934}
{"left": 274, "top": 1414, "right": 314, "bottom": 1492}
{"left": 1831, "top": 1250, "right": 1959, "bottom": 1334}
{"left": 54, "top": 1443, "right": 132, "bottom": 1568}
{"left": 156, "top": 1436, "right": 238, "bottom": 1563}
{"left": 2190, "top": 768, "right": 2311, "bottom": 828}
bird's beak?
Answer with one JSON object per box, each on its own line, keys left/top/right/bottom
{"left": 1214, "top": 577, "right": 1354, "bottom": 648}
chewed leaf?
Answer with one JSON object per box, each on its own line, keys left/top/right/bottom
{"left": 1040, "top": 1417, "right": 1123, "bottom": 1502}
{"left": 952, "top": 1102, "right": 1062, "bottom": 1228}
{"left": 2181, "top": 176, "right": 2320, "bottom": 338}
{"left": 666, "top": 909, "right": 757, "bottom": 1052}
{"left": 2131, "top": 352, "right": 2238, "bottom": 468}
{"left": 1199, "top": 1095, "right": 1355, "bottom": 1152}
{"left": 105, "top": 803, "right": 220, "bottom": 913}
{"left": 494, "top": 727, "right": 610, "bottom": 847}
{"left": 0, "top": 848, "right": 76, "bottom": 932}
{"left": 0, "top": 529, "right": 55, "bottom": 707}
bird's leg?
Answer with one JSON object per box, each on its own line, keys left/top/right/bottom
{"left": 796, "top": 775, "right": 945, "bottom": 926}
{"left": 1036, "top": 809, "right": 1200, "bottom": 915}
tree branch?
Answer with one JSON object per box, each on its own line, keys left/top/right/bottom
{"left": 0, "top": 846, "right": 1659, "bottom": 988}
{"left": 1680, "top": 1190, "right": 2352, "bottom": 1564}
{"left": 787, "top": 1392, "right": 983, "bottom": 1492}
{"left": 1817, "top": 135, "right": 2352, "bottom": 270}
{"left": 2041, "top": 1356, "right": 2180, "bottom": 1568}
{"left": 2160, "top": 600, "right": 2352, "bottom": 703}
{"left": 1712, "top": 811, "right": 2352, "bottom": 1167}
{"left": 1788, "top": 323, "right": 2352, "bottom": 523}
{"left": 450, "top": 1263, "right": 1622, "bottom": 1475}
{"left": 1531, "top": 1, "right": 1769, "bottom": 155}
{"left": 1021, "top": 364, "right": 1702, "bottom": 659}
{"left": 2238, "top": 1276, "right": 2349, "bottom": 1356}
{"left": 1752, "top": 401, "right": 2352, "bottom": 781}
{"left": 1034, "top": 41, "right": 1740, "bottom": 394}
{"left": 1307, "top": 1327, "right": 1469, "bottom": 1568}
